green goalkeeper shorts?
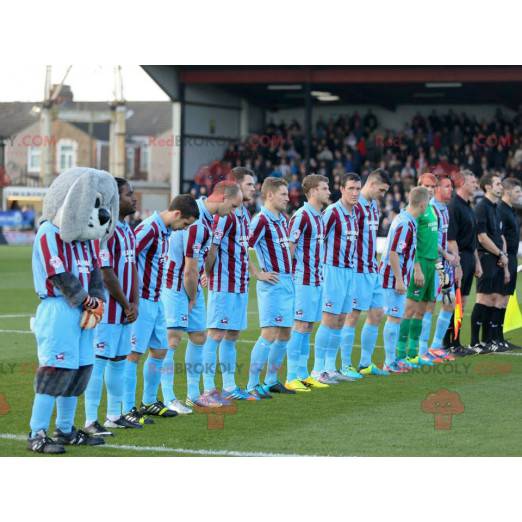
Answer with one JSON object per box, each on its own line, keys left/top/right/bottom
{"left": 407, "top": 257, "right": 436, "bottom": 302}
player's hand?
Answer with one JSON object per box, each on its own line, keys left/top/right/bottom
{"left": 497, "top": 253, "right": 508, "bottom": 268}
{"left": 124, "top": 302, "right": 138, "bottom": 323}
{"left": 455, "top": 264, "right": 463, "bottom": 287}
{"left": 474, "top": 261, "right": 483, "bottom": 279}
{"left": 413, "top": 266, "right": 425, "bottom": 287}
{"left": 256, "top": 271, "right": 279, "bottom": 285}
{"left": 200, "top": 273, "right": 208, "bottom": 288}
{"left": 188, "top": 298, "right": 196, "bottom": 311}
{"left": 395, "top": 279, "right": 407, "bottom": 295}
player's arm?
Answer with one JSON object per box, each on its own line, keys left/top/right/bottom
{"left": 389, "top": 223, "right": 407, "bottom": 294}
{"left": 476, "top": 203, "right": 507, "bottom": 264}
{"left": 288, "top": 212, "right": 305, "bottom": 259}
{"left": 389, "top": 251, "right": 406, "bottom": 294}
{"left": 248, "top": 214, "right": 278, "bottom": 284}
{"left": 183, "top": 225, "right": 201, "bottom": 306}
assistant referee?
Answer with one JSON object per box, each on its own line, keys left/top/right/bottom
{"left": 445, "top": 170, "right": 481, "bottom": 355}
{"left": 469, "top": 173, "right": 508, "bottom": 353}
{"left": 497, "top": 177, "right": 522, "bottom": 350}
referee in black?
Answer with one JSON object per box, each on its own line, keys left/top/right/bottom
{"left": 445, "top": 170, "right": 482, "bottom": 355}
{"left": 497, "top": 177, "right": 522, "bottom": 350}
{"left": 469, "top": 172, "right": 509, "bottom": 353}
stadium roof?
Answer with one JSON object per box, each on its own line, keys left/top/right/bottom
{"left": 144, "top": 66, "right": 522, "bottom": 110}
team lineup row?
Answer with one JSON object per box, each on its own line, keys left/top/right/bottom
{"left": 27, "top": 166, "right": 521, "bottom": 452}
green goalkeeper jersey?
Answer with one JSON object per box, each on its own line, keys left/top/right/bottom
{"left": 415, "top": 203, "right": 439, "bottom": 260}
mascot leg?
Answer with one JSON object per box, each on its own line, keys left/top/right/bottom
{"left": 30, "top": 366, "right": 76, "bottom": 436}
{"left": 55, "top": 365, "right": 93, "bottom": 433}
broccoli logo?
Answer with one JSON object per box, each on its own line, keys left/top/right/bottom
{"left": 194, "top": 403, "right": 238, "bottom": 430}
{"left": 421, "top": 388, "right": 464, "bottom": 430}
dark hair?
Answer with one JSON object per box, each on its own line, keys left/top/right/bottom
{"left": 302, "top": 174, "right": 329, "bottom": 196}
{"left": 261, "top": 176, "right": 288, "bottom": 197}
{"left": 114, "top": 177, "right": 129, "bottom": 192}
{"left": 479, "top": 172, "right": 500, "bottom": 192}
{"left": 340, "top": 172, "right": 361, "bottom": 188}
{"left": 366, "top": 168, "right": 391, "bottom": 186}
{"left": 168, "top": 194, "right": 199, "bottom": 219}
{"left": 502, "top": 177, "right": 521, "bottom": 191}
{"left": 230, "top": 167, "right": 255, "bottom": 183}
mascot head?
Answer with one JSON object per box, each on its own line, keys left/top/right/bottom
{"left": 42, "top": 167, "right": 119, "bottom": 242}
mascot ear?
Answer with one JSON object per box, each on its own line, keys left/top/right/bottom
{"left": 55, "top": 173, "right": 97, "bottom": 242}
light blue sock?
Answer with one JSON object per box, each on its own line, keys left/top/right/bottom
{"left": 84, "top": 356, "right": 107, "bottom": 425}
{"left": 186, "top": 341, "right": 203, "bottom": 401}
{"left": 219, "top": 339, "right": 237, "bottom": 391}
{"left": 340, "top": 325, "right": 356, "bottom": 369}
{"left": 359, "top": 323, "right": 379, "bottom": 368}
{"left": 265, "top": 339, "right": 289, "bottom": 386}
{"left": 383, "top": 320, "right": 400, "bottom": 366}
{"left": 142, "top": 356, "right": 163, "bottom": 405}
{"left": 297, "top": 332, "right": 311, "bottom": 379}
{"left": 30, "top": 393, "right": 56, "bottom": 436}
{"left": 55, "top": 396, "right": 78, "bottom": 433}
{"left": 286, "top": 330, "right": 305, "bottom": 382}
{"left": 313, "top": 324, "right": 332, "bottom": 373}
{"left": 105, "top": 359, "right": 125, "bottom": 420}
{"left": 431, "top": 310, "right": 453, "bottom": 349}
{"left": 324, "top": 328, "right": 341, "bottom": 372}
{"left": 123, "top": 359, "right": 138, "bottom": 414}
{"left": 161, "top": 348, "right": 176, "bottom": 404}
{"left": 247, "top": 337, "right": 272, "bottom": 391}
{"left": 419, "top": 312, "right": 433, "bottom": 356}
{"left": 202, "top": 336, "right": 221, "bottom": 392}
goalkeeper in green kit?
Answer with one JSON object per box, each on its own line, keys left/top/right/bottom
{"left": 397, "top": 173, "right": 440, "bottom": 367}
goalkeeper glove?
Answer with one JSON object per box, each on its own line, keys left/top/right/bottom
{"left": 80, "top": 296, "right": 104, "bottom": 329}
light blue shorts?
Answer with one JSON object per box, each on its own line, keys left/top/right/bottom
{"left": 34, "top": 297, "right": 94, "bottom": 369}
{"left": 352, "top": 272, "right": 384, "bottom": 311}
{"left": 383, "top": 288, "right": 407, "bottom": 319}
{"left": 162, "top": 287, "right": 206, "bottom": 333}
{"left": 207, "top": 291, "right": 248, "bottom": 330}
{"left": 294, "top": 283, "right": 323, "bottom": 323}
{"left": 322, "top": 265, "right": 354, "bottom": 315}
{"left": 94, "top": 323, "right": 133, "bottom": 359}
{"left": 131, "top": 297, "right": 168, "bottom": 353}
{"left": 257, "top": 274, "right": 295, "bottom": 328}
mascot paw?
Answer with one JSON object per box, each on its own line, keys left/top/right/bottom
{"left": 81, "top": 297, "right": 104, "bottom": 328}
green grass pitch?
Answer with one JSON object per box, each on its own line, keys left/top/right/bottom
{"left": 0, "top": 245, "right": 521, "bottom": 456}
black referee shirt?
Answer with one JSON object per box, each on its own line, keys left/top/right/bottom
{"left": 498, "top": 201, "right": 520, "bottom": 255}
{"left": 475, "top": 196, "right": 504, "bottom": 254}
{"left": 447, "top": 193, "right": 477, "bottom": 252}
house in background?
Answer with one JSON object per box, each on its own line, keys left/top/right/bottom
{"left": 0, "top": 86, "right": 173, "bottom": 213}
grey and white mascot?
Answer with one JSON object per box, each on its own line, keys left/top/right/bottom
{"left": 28, "top": 167, "right": 118, "bottom": 453}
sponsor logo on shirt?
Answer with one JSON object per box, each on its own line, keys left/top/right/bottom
{"left": 49, "top": 256, "right": 64, "bottom": 269}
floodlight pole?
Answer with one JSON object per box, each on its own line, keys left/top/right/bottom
{"left": 304, "top": 82, "right": 312, "bottom": 174}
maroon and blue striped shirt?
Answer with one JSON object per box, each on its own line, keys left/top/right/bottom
{"left": 134, "top": 211, "right": 170, "bottom": 302}
{"left": 353, "top": 195, "right": 380, "bottom": 273}
{"left": 248, "top": 206, "right": 292, "bottom": 274}
{"left": 288, "top": 202, "right": 325, "bottom": 286}
{"left": 322, "top": 200, "right": 359, "bottom": 269}
{"left": 99, "top": 220, "right": 136, "bottom": 324}
{"left": 209, "top": 206, "right": 250, "bottom": 293}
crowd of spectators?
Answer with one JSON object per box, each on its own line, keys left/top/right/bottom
{"left": 190, "top": 107, "right": 522, "bottom": 236}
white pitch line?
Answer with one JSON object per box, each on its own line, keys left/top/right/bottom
{"left": 0, "top": 313, "right": 33, "bottom": 319}
{"left": 0, "top": 433, "right": 328, "bottom": 457}
{"left": 0, "top": 329, "right": 32, "bottom": 334}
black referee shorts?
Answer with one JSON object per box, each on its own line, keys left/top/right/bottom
{"left": 460, "top": 250, "right": 475, "bottom": 297}
{"left": 502, "top": 255, "right": 518, "bottom": 296}
{"left": 477, "top": 253, "right": 504, "bottom": 295}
